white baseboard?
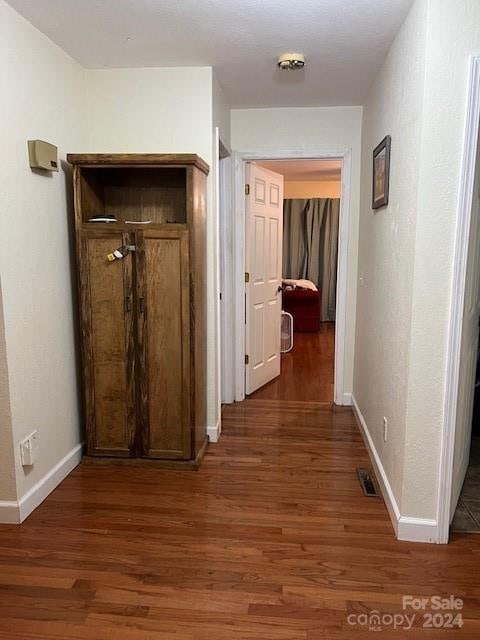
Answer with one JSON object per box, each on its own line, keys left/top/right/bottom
{"left": 0, "top": 501, "right": 21, "bottom": 524}
{"left": 397, "top": 516, "right": 438, "bottom": 543}
{"left": 343, "top": 392, "right": 353, "bottom": 406}
{"left": 207, "top": 420, "right": 221, "bottom": 443}
{"left": 351, "top": 395, "right": 439, "bottom": 544}
{"left": 351, "top": 395, "right": 401, "bottom": 535}
{"left": 0, "top": 443, "right": 82, "bottom": 525}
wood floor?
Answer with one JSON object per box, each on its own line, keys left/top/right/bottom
{"left": 1, "top": 400, "right": 480, "bottom": 638}
{"left": 250, "top": 323, "right": 335, "bottom": 402}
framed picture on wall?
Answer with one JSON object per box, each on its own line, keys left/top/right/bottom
{"left": 372, "top": 135, "right": 391, "bottom": 209}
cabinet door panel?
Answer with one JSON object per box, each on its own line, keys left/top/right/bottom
{"left": 136, "top": 229, "right": 191, "bottom": 459}
{"left": 80, "top": 229, "right": 135, "bottom": 456}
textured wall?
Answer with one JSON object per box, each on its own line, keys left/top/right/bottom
{"left": 0, "top": 278, "right": 16, "bottom": 502}
{"left": 403, "top": 0, "right": 480, "bottom": 518}
{"left": 354, "top": 0, "right": 428, "bottom": 510}
{"left": 213, "top": 74, "right": 231, "bottom": 147}
{"left": 355, "top": 0, "right": 480, "bottom": 521}
{"left": 0, "top": 0, "right": 85, "bottom": 499}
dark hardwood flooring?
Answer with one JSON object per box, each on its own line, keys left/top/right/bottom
{"left": 250, "top": 324, "right": 335, "bottom": 402}
{"left": 1, "top": 398, "right": 480, "bottom": 637}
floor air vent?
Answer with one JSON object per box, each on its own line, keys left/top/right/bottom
{"left": 357, "top": 468, "right": 379, "bottom": 497}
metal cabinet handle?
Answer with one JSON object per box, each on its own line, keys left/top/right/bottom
{"left": 139, "top": 297, "right": 145, "bottom": 314}
{"left": 125, "top": 296, "right": 132, "bottom": 313}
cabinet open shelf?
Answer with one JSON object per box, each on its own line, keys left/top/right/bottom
{"left": 79, "top": 166, "right": 187, "bottom": 224}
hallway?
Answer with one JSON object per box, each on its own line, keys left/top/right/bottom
{"left": 0, "top": 400, "right": 480, "bottom": 638}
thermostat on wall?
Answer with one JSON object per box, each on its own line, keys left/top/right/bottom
{"left": 28, "top": 139, "right": 59, "bottom": 171}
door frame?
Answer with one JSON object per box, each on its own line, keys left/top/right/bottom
{"left": 437, "top": 56, "right": 480, "bottom": 544}
{"left": 221, "top": 148, "right": 352, "bottom": 405}
{"left": 213, "top": 128, "right": 232, "bottom": 437}
{"left": 218, "top": 143, "right": 234, "bottom": 404}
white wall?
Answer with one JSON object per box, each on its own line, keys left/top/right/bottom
{"left": 86, "top": 67, "right": 220, "bottom": 433}
{"left": 86, "top": 67, "right": 212, "bottom": 159}
{"left": 354, "top": 0, "right": 480, "bottom": 531}
{"left": 0, "top": 0, "right": 85, "bottom": 506}
{"left": 404, "top": 0, "right": 480, "bottom": 519}
{"left": 231, "top": 106, "right": 362, "bottom": 395}
{"left": 0, "top": 279, "right": 16, "bottom": 503}
{"left": 353, "top": 0, "right": 428, "bottom": 510}
{"left": 213, "top": 74, "right": 231, "bottom": 148}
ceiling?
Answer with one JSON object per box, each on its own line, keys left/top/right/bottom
{"left": 7, "top": 0, "right": 413, "bottom": 108}
{"left": 256, "top": 160, "right": 341, "bottom": 182}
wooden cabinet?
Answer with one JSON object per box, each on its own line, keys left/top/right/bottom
{"left": 68, "top": 154, "right": 208, "bottom": 467}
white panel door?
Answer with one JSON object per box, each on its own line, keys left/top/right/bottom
{"left": 451, "top": 130, "right": 480, "bottom": 518}
{"left": 245, "top": 163, "right": 284, "bottom": 394}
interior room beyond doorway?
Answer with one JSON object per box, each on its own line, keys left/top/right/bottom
{"left": 251, "top": 158, "right": 341, "bottom": 403}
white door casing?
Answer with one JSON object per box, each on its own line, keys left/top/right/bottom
{"left": 450, "top": 126, "right": 480, "bottom": 518}
{"left": 245, "top": 163, "right": 284, "bottom": 394}
{"left": 437, "top": 57, "right": 480, "bottom": 543}
{"left": 220, "top": 149, "right": 351, "bottom": 406}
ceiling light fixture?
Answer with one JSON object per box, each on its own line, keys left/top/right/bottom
{"left": 277, "top": 52, "right": 305, "bottom": 70}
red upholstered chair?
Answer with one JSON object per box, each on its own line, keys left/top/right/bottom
{"left": 282, "top": 289, "right": 321, "bottom": 332}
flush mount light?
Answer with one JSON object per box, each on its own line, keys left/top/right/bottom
{"left": 277, "top": 52, "right": 305, "bottom": 70}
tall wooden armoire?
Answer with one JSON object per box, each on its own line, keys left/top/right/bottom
{"left": 67, "top": 154, "right": 208, "bottom": 467}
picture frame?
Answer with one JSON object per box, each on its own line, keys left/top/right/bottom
{"left": 372, "top": 135, "right": 391, "bottom": 209}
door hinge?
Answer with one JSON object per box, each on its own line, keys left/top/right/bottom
{"left": 245, "top": 354, "right": 249, "bottom": 365}
{"left": 245, "top": 272, "right": 250, "bottom": 283}
{"left": 245, "top": 183, "right": 250, "bottom": 195}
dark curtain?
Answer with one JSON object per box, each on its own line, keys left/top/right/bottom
{"left": 283, "top": 198, "right": 340, "bottom": 321}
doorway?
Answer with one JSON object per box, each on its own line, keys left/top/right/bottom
{"left": 450, "top": 112, "right": 480, "bottom": 533}
{"left": 247, "top": 159, "right": 341, "bottom": 402}
{"left": 438, "top": 56, "right": 480, "bottom": 543}
{"left": 220, "top": 149, "right": 352, "bottom": 406}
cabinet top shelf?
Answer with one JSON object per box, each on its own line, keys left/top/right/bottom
{"left": 81, "top": 222, "right": 187, "bottom": 231}
{"left": 67, "top": 153, "right": 209, "bottom": 175}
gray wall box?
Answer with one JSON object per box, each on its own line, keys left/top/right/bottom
{"left": 28, "top": 140, "right": 58, "bottom": 171}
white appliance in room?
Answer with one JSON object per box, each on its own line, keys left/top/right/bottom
{"left": 281, "top": 311, "right": 294, "bottom": 353}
